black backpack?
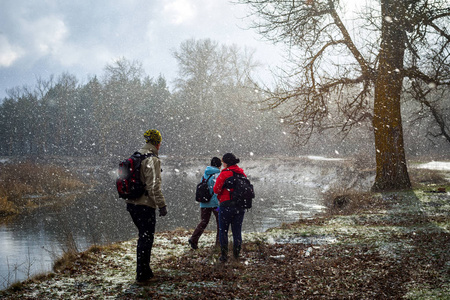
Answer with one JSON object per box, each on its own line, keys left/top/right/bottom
{"left": 116, "top": 152, "right": 154, "bottom": 199}
{"left": 195, "top": 174, "right": 214, "bottom": 203}
{"left": 223, "top": 171, "right": 255, "bottom": 209}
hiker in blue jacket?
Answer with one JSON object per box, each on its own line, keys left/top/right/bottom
{"left": 188, "top": 157, "right": 222, "bottom": 249}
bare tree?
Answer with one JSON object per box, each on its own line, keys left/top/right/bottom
{"left": 238, "top": 0, "right": 450, "bottom": 191}
{"left": 170, "top": 38, "right": 287, "bottom": 156}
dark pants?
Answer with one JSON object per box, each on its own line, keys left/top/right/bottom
{"left": 190, "top": 207, "right": 219, "bottom": 246}
{"left": 219, "top": 206, "right": 245, "bottom": 249}
{"left": 127, "top": 203, "right": 156, "bottom": 281}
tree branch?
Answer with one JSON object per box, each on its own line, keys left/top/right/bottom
{"left": 403, "top": 67, "right": 440, "bottom": 84}
{"left": 327, "top": 0, "right": 373, "bottom": 78}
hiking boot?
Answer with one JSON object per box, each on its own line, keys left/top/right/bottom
{"left": 233, "top": 245, "right": 241, "bottom": 259}
{"left": 188, "top": 239, "right": 198, "bottom": 250}
{"left": 136, "top": 270, "right": 155, "bottom": 284}
{"left": 219, "top": 254, "right": 228, "bottom": 262}
{"left": 219, "top": 247, "right": 228, "bottom": 262}
{"left": 135, "top": 276, "right": 157, "bottom": 285}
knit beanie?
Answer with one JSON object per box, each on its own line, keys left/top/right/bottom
{"left": 222, "top": 153, "right": 240, "bottom": 166}
{"left": 144, "top": 129, "right": 162, "bottom": 146}
{"left": 211, "top": 157, "right": 222, "bottom": 168}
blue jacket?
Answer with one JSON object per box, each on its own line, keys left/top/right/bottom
{"left": 200, "top": 166, "right": 220, "bottom": 208}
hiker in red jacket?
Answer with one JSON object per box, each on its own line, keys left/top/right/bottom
{"left": 213, "top": 153, "right": 247, "bottom": 262}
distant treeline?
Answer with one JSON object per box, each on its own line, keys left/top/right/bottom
{"left": 0, "top": 73, "right": 291, "bottom": 159}
{"left": 0, "top": 41, "right": 293, "bottom": 159}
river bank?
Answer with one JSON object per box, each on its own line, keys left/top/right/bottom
{"left": 1, "top": 185, "right": 449, "bottom": 299}
{"left": 1, "top": 155, "right": 368, "bottom": 291}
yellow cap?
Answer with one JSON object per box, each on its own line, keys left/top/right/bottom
{"left": 144, "top": 129, "right": 162, "bottom": 145}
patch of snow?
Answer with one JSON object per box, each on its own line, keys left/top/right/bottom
{"left": 305, "top": 155, "right": 346, "bottom": 161}
{"left": 264, "top": 234, "right": 338, "bottom": 245}
{"left": 304, "top": 246, "right": 313, "bottom": 257}
{"left": 22, "top": 194, "right": 44, "bottom": 199}
{"left": 416, "top": 161, "right": 450, "bottom": 171}
{"left": 270, "top": 255, "right": 286, "bottom": 260}
{"left": 298, "top": 203, "right": 327, "bottom": 210}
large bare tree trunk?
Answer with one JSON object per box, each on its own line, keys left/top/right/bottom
{"left": 372, "top": 0, "right": 411, "bottom": 191}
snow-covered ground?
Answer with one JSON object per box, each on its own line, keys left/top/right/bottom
{"left": 416, "top": 161, "right": 450, "bottom": 171}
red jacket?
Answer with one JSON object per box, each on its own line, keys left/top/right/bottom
{"left": 213, "top": 165, "right": 247, "bottom": 204}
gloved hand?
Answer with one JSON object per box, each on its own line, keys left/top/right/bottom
{"left": 159, "top": 206, "right": 167, "bottom": 217}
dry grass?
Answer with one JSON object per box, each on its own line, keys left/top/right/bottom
{"left": 0, "top": 196, "right": 18, "bottom": 217}
{"left": 409, "top": 167, "right": 449, "bottom": 188}
{"left": 322, "top": 188, "right": 387, "bottom": 215}
{"left": 0, "top": 161, "right": 86, "bottom": 217}
{"left": 53, "top": 243, "right": 125, "bottom": 274}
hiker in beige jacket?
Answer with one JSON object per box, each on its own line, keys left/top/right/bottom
{"left": 126, "top": 129, "right": 167, "bottom": 284}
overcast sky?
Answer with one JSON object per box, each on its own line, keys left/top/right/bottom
{"left": 0, "top": 0, "right": 284, "bottom": 99}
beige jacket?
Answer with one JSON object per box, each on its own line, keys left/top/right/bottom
{"left": 125, "top": 143, "right": 166, "bottom": 209}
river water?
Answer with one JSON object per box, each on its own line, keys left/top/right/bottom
{"left": 0, "top": 157, "right": 371, "bottom": 290}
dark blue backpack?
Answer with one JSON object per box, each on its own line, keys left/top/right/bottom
{"left": 224, "top": 171, "right": 255, "bottom": 209}
{"left": 195, "top": 174, "right": 214, "bottom": 203}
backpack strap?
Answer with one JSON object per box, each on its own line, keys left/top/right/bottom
{"left": 229, "top": 170, "right": 245, "bottom": 178}
{"left": 203, "top": 174, "right": 214, "bottom": 182}
{"left": 203, "top": 174, "right": 214, "bottom": 195}
{"left": 135, "top": 151, "right": 155, "bottom": 159}
{"left": 136, "top": 152, "right": 162, "bottom": 172}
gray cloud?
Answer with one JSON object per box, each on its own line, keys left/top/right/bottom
{"left": 0, "top": 0, "right": 282, "bottom": 99}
